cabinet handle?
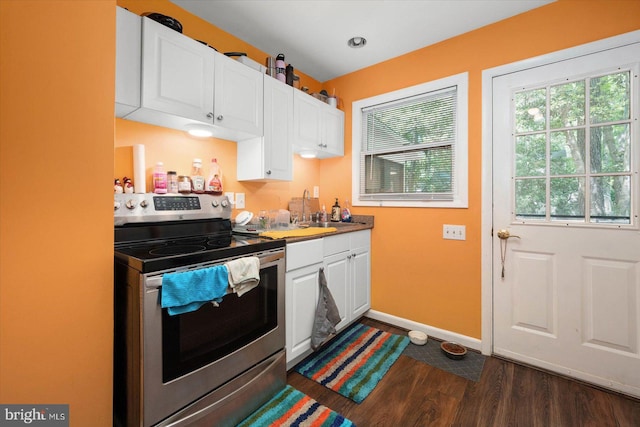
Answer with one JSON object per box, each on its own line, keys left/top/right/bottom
{"left": 352, "top": 253, "right": 356, "bottom": 258}
{"left": 266, "top": 170, "right": 272, "bottom": 175}
{"left": 206, "top": 112, "right": 214, "bottom": 119}
{"left": 217, "top": 115, "right": 224, "bottom": 121}
{"left": 347, "top": 255, "right": 352, "bottom": 259}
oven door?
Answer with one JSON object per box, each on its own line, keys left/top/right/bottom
{"left": 142, "top": 248, "right": 285, "bottom": 427}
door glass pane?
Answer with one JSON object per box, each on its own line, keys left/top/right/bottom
{"left": 590, "top": 176, "right": 631, "bottom": 224}
{"left": 550, "top": 80, "right": 585, "bottom": 128}
{"left": 516, "top": 133, "right": 546, "bottom": 176}
{"left": 550, "top": 177, "right": 585, "bottom": 221}
{"left": 512, "top": 66, "right": 634, "bottom": 227}
{"left": 590, "top": 124, "right": 630, "bottom": 173}
{"left": 515, "top": 88, "right": 546, "bottom": 132}
{"left": 550, "top": 129, "right": 585, "bottom": 175}
{"left": 590, "top": 71, "right": 630, "bottom": 124}
{"left": 515, "top": 178, "right": 546, "bottom": 220}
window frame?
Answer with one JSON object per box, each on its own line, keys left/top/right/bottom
{"left": 351, "top": 72, "right": 469, "bottom": 208}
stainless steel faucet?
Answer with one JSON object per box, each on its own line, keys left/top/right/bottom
{"left": 301, "top": 189, "right": 310, "bottom": 222}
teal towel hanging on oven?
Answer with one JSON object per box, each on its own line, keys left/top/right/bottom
{"left": 161, "top": 265, "right": 229, "bottom": 315}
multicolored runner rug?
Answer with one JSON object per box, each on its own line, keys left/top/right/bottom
{"left": 295, "top": 323, "right": 409, "bottom": 403}
{"left": 236, "top": 385, "right": 355, "bottom": 427}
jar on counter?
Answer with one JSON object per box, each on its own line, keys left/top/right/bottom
{"left": 178, "top": 175, "right": 192, "bottom": 194}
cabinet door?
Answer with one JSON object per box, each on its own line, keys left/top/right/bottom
{"left": 285, "top": 264, "right": 321, "bottom": 364}
{"left": 320, "top": 107, "right": 344, "bottom": 158}
{"left": 264, "top": 78, "right": 293, "bottom": 180}
{"left": 323, "top": 252, "right": 350, "bottom": 331}
{"left": 293, "top": 90, "right": 322, "bottom": 150}
{"left": 115, "top": 7, "right": 141, "bottom": 117}
{"left": 141, "top": 17, "right": 214, "bottom": 122}
{"left": 214, "top": 53, "right": 263, "bottom": 137}
{"left": 237, "top": 78, "right": 292, "bottom": 181}
{"left": 351, "top": 246, "right": 371, "bottom": 318}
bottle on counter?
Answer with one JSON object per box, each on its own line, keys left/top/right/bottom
{"left": 190, "top": 158, "right": 205, "bottom": 193}
{"left": 167, "top": 171, "right": 178, "bottom": 194}
{"left": 206, "top": 158, "right": 223, "bottom": 194}
{"left": 153, "top": 162, "right": 167, "bottom": 194}
{"left": 341, "top": 199, "right": 352, "bottom": 222}
{"left": 331, "top": 198, "right": 341, "bottom": 222}
{"left": 320, "top": 205, "right": 328, "bottom": 223}
{"left": 275, "top": 54, "right": 286, "bottom": 83}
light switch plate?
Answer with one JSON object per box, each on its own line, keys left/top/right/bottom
{"left": 313, "top": 186, "right": 319, "bottom": 198}
{"left": 443, "top": 224, "right": 466, "bottom": 240}
{"left": 235, "top": 193, "right": 245, "bottom": 209}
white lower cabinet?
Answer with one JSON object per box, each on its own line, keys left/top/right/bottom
{"left": 285, "top": 230, "right": 371, "bottom": 369}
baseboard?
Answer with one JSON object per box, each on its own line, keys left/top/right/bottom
{"left": 365, "top": 310, "right": 484, "bottom": 353}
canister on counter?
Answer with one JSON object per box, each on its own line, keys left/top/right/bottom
{"left": 178, "top": 175, "right": 192, "bottom": 194}
{"left": 167, "top": 171, "right": 178, "bottom": 194}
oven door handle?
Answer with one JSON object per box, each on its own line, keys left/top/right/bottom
{"left": 145, "top": 250, "right": 284, "bottom": 290}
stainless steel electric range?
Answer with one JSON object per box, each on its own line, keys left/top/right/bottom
{"left": 113, "top": 193, "right": 286, "bottom": 427}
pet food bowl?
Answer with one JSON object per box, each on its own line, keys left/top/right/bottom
{"left": 408, "top": 330, "right": 428, "bottom": 346}
{"left": 441, "top": 341, "right": 467, "bottom": 359}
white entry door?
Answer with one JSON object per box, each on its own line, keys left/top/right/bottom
{"left": 492, "top": 41, "right": 640, "bottom": 397}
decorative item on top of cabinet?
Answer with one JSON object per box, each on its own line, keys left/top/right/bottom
{"left": 293, "top": 90, "right": 344, "bottom": 159}
{"left": 237, "top": 76, "right": 293, "bottom": 181}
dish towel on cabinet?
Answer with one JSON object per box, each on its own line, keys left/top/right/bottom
{"left": 225, "top": 256, "right": 260, "bottom": 296}
{"left": 161, "top": 265, "right": 229, "bottom": 315}
{"left": 311, "top": 268, "right": 342, "bottom": 351}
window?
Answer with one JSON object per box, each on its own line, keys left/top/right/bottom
{"left": 352, "top": 73, "right": 468, "bottom": 208}
{"left": 513, "top": 69, "right": 634, "bottom": 224}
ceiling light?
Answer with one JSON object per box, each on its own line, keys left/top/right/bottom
{"left": 347, "top": 36, "right": 367, "bottom": 49}
{"left": 185, "top": 124, "right": 214, "bottom": 138}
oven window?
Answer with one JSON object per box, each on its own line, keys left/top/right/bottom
{"left": 162, "top": 264, "right": 278, "bottom": 382}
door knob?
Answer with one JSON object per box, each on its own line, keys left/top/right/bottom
{"left": 497, "top": 229, "right": 520, "bottom": 240}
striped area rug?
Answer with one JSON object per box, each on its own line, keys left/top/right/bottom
{"left": 295, "top": 324, "right": 409, "bottom": 403}
{"left": 236, "top": 385, "right": 354, "bottom": 427}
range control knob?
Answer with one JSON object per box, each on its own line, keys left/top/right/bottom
{"left": 221, "top": 199, "right": 229, "bottom": 208}
{"left": 114, "top": 201, "right": 121, "bottom": 211}
{"left": 211, "top": 200, "right": 219, "bottom": 208}
{"left": 125, "top": 199, "right": 137, "bottom": 210}
{"left": 140, "top": 199, "right": 148, "bottom": 208}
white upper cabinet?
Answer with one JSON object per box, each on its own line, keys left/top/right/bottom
{"left": 237, "top": 77, "right": 293, "bottom": 181}
{"left": 139, "top": 17, "right": 215, "bottom": 122}
{"left": 118, "top": 13, "right": 263, "bottom": 142}
{"left": 214, "top": 53, "right": 263, "bottom": 137}
{"left": 115, "top": 7, "right": 141, "bottom": 117}
{"left": 293, "top": 91, "right": 344, "bottom": 158}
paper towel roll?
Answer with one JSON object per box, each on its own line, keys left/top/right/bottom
{"left": 133, "top": 144, "right": 146, "bottom": 193}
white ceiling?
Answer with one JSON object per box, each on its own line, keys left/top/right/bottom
{"left": 171, "top": 0, "right": 554, "bottom": 82}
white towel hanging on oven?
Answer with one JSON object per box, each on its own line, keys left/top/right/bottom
{"left": 226, "top": 257, "right": 260, "bottom": 296}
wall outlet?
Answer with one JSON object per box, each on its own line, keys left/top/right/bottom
{"left": 313, "top": 186, "right": 319, "bottom": 198}
{"left": 443, "top": 224, "right": 466, "bottom": 240}
{"left": 235, "top": 193, "right": 245, "bottom": 209}
{"left": 224, "top": 192, "right": 234, "bottom": 205}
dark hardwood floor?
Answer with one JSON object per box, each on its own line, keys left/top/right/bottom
{"left": 287, "top": 318, "right": 640, "bottom": 426}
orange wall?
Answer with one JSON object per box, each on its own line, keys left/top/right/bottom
{"left": 0, "top": 0, "right": 115, "bottom": 425}
{"left": 318, "top": 0, "right": 640, "bottom": 337}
